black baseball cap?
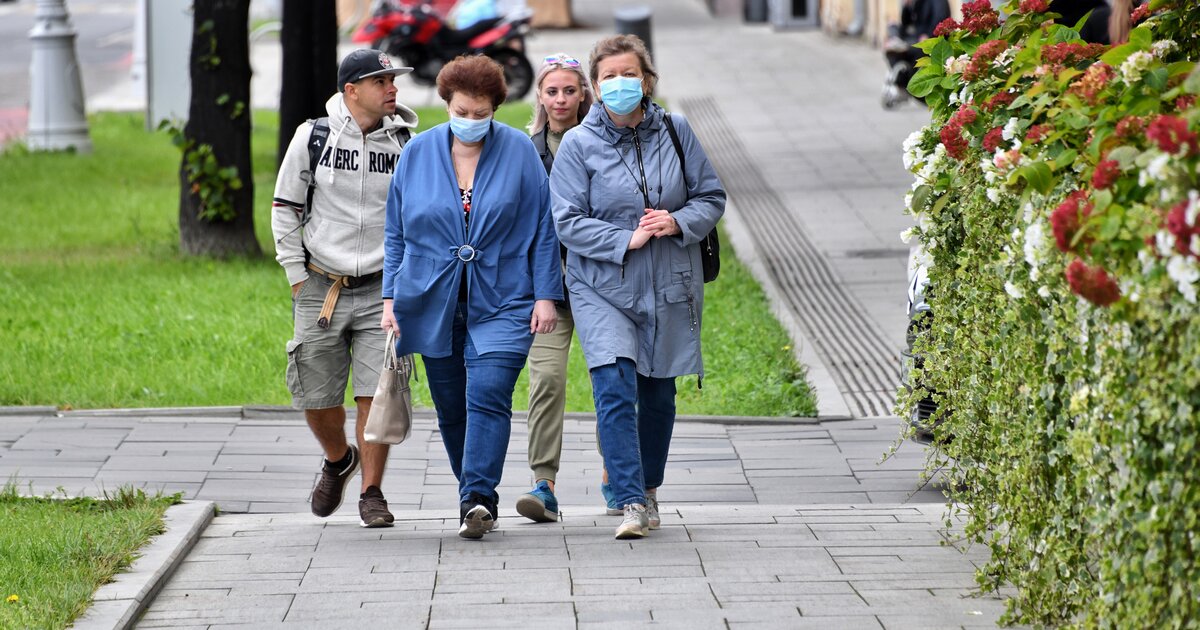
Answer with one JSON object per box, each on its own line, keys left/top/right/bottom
{"left": 338, "top": 49, "right": 412, "bottom": 92}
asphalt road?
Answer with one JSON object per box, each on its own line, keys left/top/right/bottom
{"left": 0, "top": 0, "right": 136, "bottom": 110}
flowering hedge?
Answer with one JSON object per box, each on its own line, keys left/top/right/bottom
{"left": 898, "top": 0, "right": 1200, "bottom": 626}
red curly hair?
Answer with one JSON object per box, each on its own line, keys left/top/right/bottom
{"left": 436, "top": 55, "right": 507, "bottom": 110}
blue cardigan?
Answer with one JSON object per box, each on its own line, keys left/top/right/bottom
{"left": 383, "top": 121, "right": 563, "bottom": 358}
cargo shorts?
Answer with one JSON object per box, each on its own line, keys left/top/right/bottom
{"left": 285, "top": 272, "right": 386, "bottom": 409}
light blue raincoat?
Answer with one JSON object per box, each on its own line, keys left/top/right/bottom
{"left": 550, "top": 101, "right": 726, "bottom": 378}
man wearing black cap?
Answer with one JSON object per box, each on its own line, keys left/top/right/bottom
{"left": 271, "top": 49, "right": 419, "bottom": 528}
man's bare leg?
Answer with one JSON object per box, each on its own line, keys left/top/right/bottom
{"left": 307, "top": 406, "right": 350, "bottom": 461}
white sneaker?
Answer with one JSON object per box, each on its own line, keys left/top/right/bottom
{"left": 615, "top": 503, "right": 649, "bottom": 539}
{"left": 645, "top": 493, "right": 661, "bottom": 530}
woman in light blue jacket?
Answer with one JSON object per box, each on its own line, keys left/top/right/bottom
{"left": 383, "top": 56, "right": 563, "bottom": 540}
{"left": 549, "top": 35, "right": 726, "bottom": 540}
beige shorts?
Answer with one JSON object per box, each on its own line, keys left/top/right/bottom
{"left": 285, "top": 272, "right": 385, "bottom": 409}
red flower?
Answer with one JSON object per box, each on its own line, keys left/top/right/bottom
{"left": 963, "top": 39, "right": 1009, "bottom": 81}
{"left": 1131, "top": 3, "right": 1151, "bottom": 23}
{"left": 1091, "top": 159, "right": 1120, "bottom": 189}
{"left": 951, "top": 105, "right": 978, "bottom": 126}
{"left": 1114, "top": 116, "right": 1146, "bottom": 140}
{"left": 983, "top": 127, "right": 1005, "bottom": 153}
{"left": 983, "top": 91, "right": 1016, "bottom": 112}
{"left": 1043, "top": 42, "right": 1108, "bottom": 67}
{"left": 934, "top": 17, "right": 959, "bottom": 37}
{"left": 1019, "top": 0, "right": 1049, "bottom": 12}
{"left": 1050, "top": 191, "right": 1093, "bottom": 252}
{"left": 1178, "top": 95, "right": 1198, "bottom": 111}
{"left": 1025, "top": 124, "right": 1053, "bottom": 143}
{"left": 959, "top": 0, "right": 1000, "bottom": 34}
{"left": 1146, "top": 115, "right": 1198, "bottom": 156}
{"left": 1165, "top": 200, "right": 1196, "bottom": 256}
{"left": 1065, "top": 260, "right": 1121, "bottom": 306}
{"left": 1068, "top": 62, "right": 1115, "bottom": 105}
{"left": 940, "top": 123, "right": 969, "bottom": 160}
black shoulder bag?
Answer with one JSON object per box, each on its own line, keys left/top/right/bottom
{"left": 664, "top": 113, "right": 720, "bottom": 283}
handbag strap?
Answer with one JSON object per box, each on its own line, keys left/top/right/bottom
{"left": 383, "top": 329, "right": 398, "bottom": 371}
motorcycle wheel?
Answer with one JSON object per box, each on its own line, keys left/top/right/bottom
{"left": 490, "top": 49, "right": 534, "bottom": 102}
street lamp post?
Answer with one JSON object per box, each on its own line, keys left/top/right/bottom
{"left": 27, "top": 0, "right": 92, "bottom": 153}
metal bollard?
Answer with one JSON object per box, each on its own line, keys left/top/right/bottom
{"left": 27, "top": 0, "right": 91, "bottom": 152}
{"left": 614, "top": 5, "right": 653, "bottom": 60}
{"left": 745, "top": 0, "right": 768, "bottom": 23}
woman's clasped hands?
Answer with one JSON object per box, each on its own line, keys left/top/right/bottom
{"left": 629, "top": 208, "right": 680, "bottom": 250}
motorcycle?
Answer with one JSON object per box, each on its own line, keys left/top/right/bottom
{"left": 352, "top": 1, "right": 535, "bottom": 102}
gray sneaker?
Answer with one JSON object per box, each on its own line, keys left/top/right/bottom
{"left": 615, "top": 503, "right": 649, "bottom": 540}
{"left": 645, "top": 493, "right": 661, "bottom": 530}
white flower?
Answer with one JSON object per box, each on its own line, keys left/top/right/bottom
{"left": 1120, "top": 51, "right": 1155, "bottom": 83}
{"left": 1152, "top": 40, "right": 1177, "bottom": 58}
{"left": 987, "top": 188, "right": 1003, "bottom": 204}
{"left": 904, "top": 191, "right": 915, "bottom": 211}
{"left": 1002, "top": 117, "right": 1020, "bottom": 141}
{"left": 945, "top": 54, "right": 970, "bottom": 75}
{"left": 1140, "top": 153, "right": 1172, "bottom": 185}
{"left": 900, "top": 227, "right": 917, "bottom": 244}
{"left": 902, "top": 129, "right": 926, "bottom": 170}
{"left": 1186, "top": 189, "right": 1200, "bottom": 224}
{"left": 1024, "top": 220, "right": 1047, "bottom": 280}
{"left": 1156, "top": 230, "right": 1178, "bottom": 257}
{"left": 1037, "top": 286, "right": 1052, "bottom": 298}
{"left": 1022, "top": 202, "right": 1035, "bottom": 224}
{"left": 1166, "top": 255, "right": 1200, "bottom": 303}
{"left": 993, "top": 48, "right": 1017, "bottom": 69}
{"left": 1005, "top": 281, "right": 1025, "bottom": 298}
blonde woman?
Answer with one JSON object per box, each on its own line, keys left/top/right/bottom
{"left": 515, "top": 52, "right": 595, "bottom": 523}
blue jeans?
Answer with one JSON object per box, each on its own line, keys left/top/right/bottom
{"left": 590, "top": 358, "right": 677, "bottom": 508}
{"left": 422, "top": 303, "right": 527, "bottom": 504}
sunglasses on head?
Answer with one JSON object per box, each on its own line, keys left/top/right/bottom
{"left": 543, "top": 54, "right": 580, "bottom": 68}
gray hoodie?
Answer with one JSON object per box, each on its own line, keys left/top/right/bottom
{"left": 272, "top": 93, "right": 419, "bottom": 285}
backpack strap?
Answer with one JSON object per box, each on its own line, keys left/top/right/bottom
{"left": 300, "top": 117, "right": 331, "bottom": 228}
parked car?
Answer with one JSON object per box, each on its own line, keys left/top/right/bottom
{"left": 901, "top": 245, "right": 941, "bottom": 442}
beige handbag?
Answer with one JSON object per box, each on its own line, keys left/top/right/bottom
{"left": 364, "top": 329, "right": 414, "bottom": 444}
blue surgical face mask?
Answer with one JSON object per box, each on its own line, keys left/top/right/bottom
{"left": 599, "top": 76, "right": 644, "bottom": 116}
{"left": 449, "top": 115, "right": 491, "bottom": 143}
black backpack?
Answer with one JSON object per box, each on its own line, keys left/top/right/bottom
{"left": 297, "top": 117, "right": 412, "bottom": 230}
{"left": 664, "top": 113, "right": 720, "bottom": 283}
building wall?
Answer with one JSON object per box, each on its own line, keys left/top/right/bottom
{"left": 821, "top": 0, "right": 963, "bottom": 46}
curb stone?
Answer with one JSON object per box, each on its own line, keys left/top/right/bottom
{"left": 70, "top": 501, "right": 216, "bottom": 630}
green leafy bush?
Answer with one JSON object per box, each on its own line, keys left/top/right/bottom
{"left": 898, "top": 0, "right": 1200, "bottom": 626}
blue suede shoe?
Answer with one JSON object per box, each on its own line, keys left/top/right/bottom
{"left": 600, "top": 481, "right": 622, "bottom": 516}
{"left": 515, "top": 480, "right": 560, "bottom": 523}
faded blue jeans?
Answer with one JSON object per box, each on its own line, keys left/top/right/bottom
{"left": 422, "top": 302, "right": 527, "bottom": 504}
{"left": 590, "top": 358, "right": 677, "bottom": 508}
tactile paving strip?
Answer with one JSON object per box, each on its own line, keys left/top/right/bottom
{"left": 682, "top": 96, "right": 898, "bottom": 417}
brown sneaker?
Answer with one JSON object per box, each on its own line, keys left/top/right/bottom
{"left": 310, "top": 445, "right": 359, "bottom": 518}
{"left": 358, "top": 485, "right": 394, "bottom": 528}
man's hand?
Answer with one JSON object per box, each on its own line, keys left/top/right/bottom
{"left": 530, "top": 299, "right": 558, "bottom": 335}
{"left": 381, "top": 299, "right": 399, "bottom": 333}
{"left": 639, "top": 208, "right": 680, "bottom": 238}
{"left": 290, "top": 280, "right": 306, "bottom": 298}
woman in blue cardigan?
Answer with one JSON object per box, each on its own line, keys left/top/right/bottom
{"left": 382, "top": 56, "right": 563, "bottom": 539}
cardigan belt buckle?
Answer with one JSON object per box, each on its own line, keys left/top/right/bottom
{"left": 452, "top": 244, "right": 478, "bottom": 262}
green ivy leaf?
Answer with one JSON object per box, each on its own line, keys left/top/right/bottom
{"left": 1105, "top": 146, "right": 1139, "bottom": 169}
{"left": 1144, "top": 68, "right": 1169, "bottom": 92}
{"left": 931, "top": 38, "right": 954, "bottom": 69}
{"left": 1050, "top": 149, "right": 1078, "bottom": 171}
{"left": 914, "top": 37, "right": 943, "bottom": 54}
{"left": 913, "top": 185, "right": 933, "bottom": 212}
{"left": 1018, "top": 162, "right": 1054, "bottom": 194}
{"left": 908, "top": 67, "right": 944, "bottom": 98}
{"left": 1185, "top": 64, "right": 1200, "bottom": 96}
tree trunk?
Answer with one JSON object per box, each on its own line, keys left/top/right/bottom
{"left": 278, "top": 0, "right": 338, "bottom": 167}
{"left": 179, "top": 0, "right": 261, "bottom": 258}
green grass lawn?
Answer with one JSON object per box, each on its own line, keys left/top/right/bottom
{"left": 0, "top": 108, "right": 816, "bottom": 416}
{"left": 0, "top": 485, "right": 179, "bottom": 629}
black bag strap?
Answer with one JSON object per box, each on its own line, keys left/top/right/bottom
{"left": 300, "top": 117, "right": 331, "bottom": 228}
{"left": 663, "top": 113, "right": 688, "bottom": 189}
